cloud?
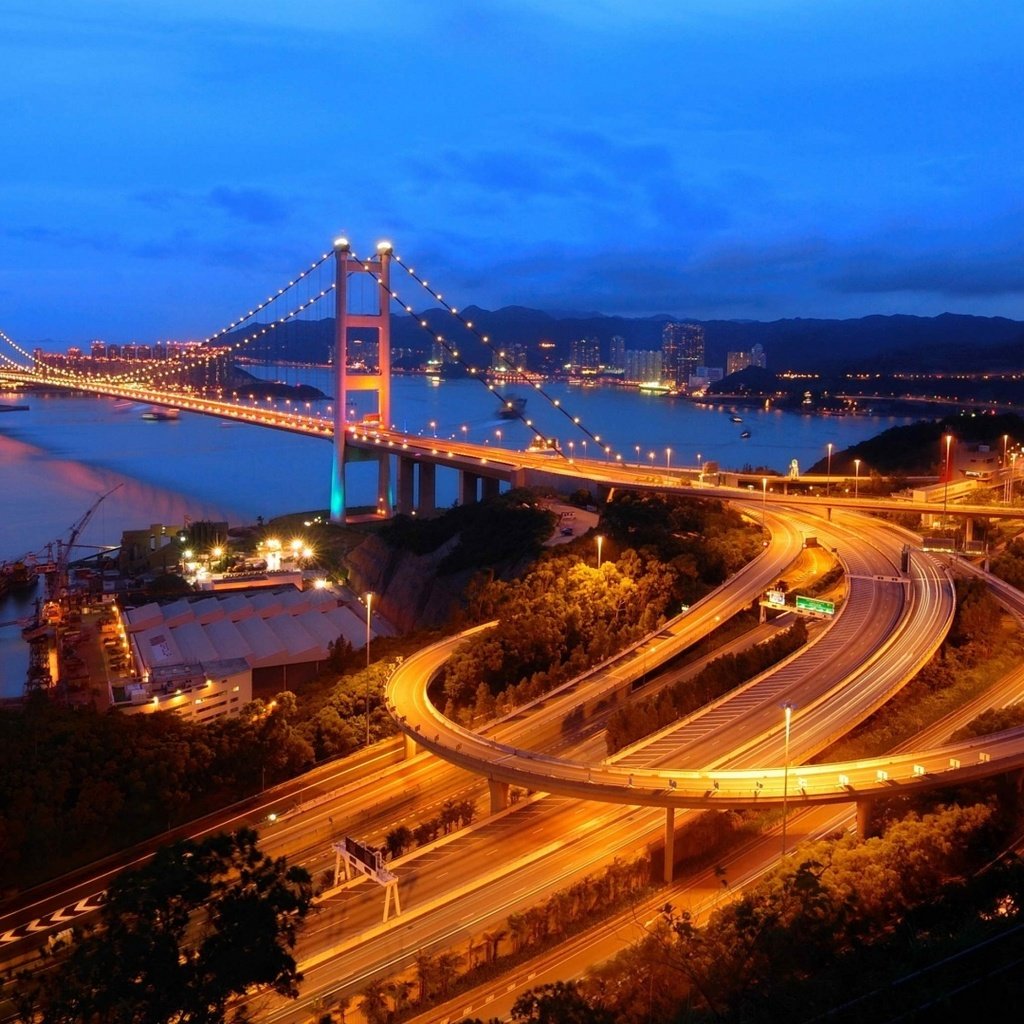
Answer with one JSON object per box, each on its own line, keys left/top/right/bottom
{"left": 827, "top": 252, "right": 1024, "bottom": 298}
{"left": 207, "top": 187, "right": 289, "bottom": 226}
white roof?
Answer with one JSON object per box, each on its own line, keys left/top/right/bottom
{"left": 130, "top": 586, "right": 366, "bottom": 672}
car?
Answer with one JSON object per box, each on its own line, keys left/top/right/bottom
{"left": 561, "top": 526, "right": 574, "bottom": 536}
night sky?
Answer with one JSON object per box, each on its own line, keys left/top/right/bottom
{"left": 3, "top": 1, "right": 1022, "bottom": 345}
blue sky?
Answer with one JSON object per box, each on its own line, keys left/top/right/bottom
{"left": 2, "top": 0, "right": 1023, "bottom": 344}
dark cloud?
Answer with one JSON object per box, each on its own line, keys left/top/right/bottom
{"left": 207, "top": 187, "right": 289, "bottom": 226}
{"left": 827, "top": 252, "right": 1024, "bottom": 298}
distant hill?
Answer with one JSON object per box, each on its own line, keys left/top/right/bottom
{"left": 226, "top": 308, "right": 1024, "bottom": 374}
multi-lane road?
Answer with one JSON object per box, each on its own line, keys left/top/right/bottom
{"left": 3, "top": 482, "right": 1019, "bottom": 1024}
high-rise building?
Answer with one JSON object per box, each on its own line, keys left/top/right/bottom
{"left": 726, "top": 343, "right": 767, "bottom": 376}
{"left": 661, "top": 322, "right": 705, "bottom": 388}
{"left": 608, "top": 335, "right": 626, "bottom": 371}
{"left": 570, "top": 337, "right": 601, "bottom": 371}
{"left": 90, "top": 340, "right": 107, "bottom": 359}
{"left": 624, "top": 350, "right": 662, "bottom": 383}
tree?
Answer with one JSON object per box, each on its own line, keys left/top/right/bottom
{"left": 509, "top": 981, "right": 616, "bottom": 1024}
{"left": 359, "top": 980, "right": 390, "bottom": 1024}
{"left": 15, "top": 828, "right": 312, "bottom": 1024}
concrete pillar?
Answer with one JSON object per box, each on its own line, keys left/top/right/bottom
{"left": 856, "top": 798, "right": 874, "bottom": 838}
{"left": 397, "top": 457, "right": 415, "bottom": 515}
{"left": 376, "top": 454, "right": 392, "bottom": 517}
{"left": 488, "top": 779, "right": 509, "bottom": 814}
{"left": 460, "top": 471, "right": 480, "bottom": 506}
{"left": 482, "top": 475, "right": 500, "bottom": 501}
{"left": 964, "top": 516, "right": 974, "bottom": 543}
{"left": 403, "top": 733, "right": 420, "bottom": 760}
{"left": 418, "top": 463, "right": 436, "bottom": 515}
{"left": 664, "top": 807, "right": 676, "bottom": 883}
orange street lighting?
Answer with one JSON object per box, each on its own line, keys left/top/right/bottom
{"left": 596, "top": 534, "right": 604, "bottom": 569}
{"left": 365, "top": 592, "right": 374, "bottom": 745}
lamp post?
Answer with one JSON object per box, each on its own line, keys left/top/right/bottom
{"left": 761, "top": 477, "right": 768, "bottom": 541}
{"left": 365, "top": 592, "right": 373, "bottom": 745}
{"left": 1012, "top": 453, "right": 1019, "bottom": 504}
{"left": 781, "top": 703, "right": 793, "bottom": 857}
{"left": 568, "top": 440, "right": 575, "bottom": 461}
{"left": 429, "top": 420, "right": 437, "bottom": 438}
{"left": 854, "top": 458, "right": 861, "bottom": 499}
{"left": 697, "top": 452, "right": 703, "bottom": 481}
{"left": 665, "top": 447, "right": 672, "bottom": 470}
{"left": 596, "top": 534, "right": 604, "bottom": 569}
{"left": 581, "top": 440, "right": 587, "bottom": 459}
{"left": 635, "top": 444, "right": 641, "bottom": 466}
{"left": 943, "top": 434, "right": 953, "bottom": 519}
{"left": 826, "top": 442, "right": 833, "bottom": 497}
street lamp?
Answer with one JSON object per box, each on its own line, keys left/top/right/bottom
{"left": 943, "top": 433, "right": 953, "bottom": 519}
{"left": 648, "top": 450, "right": 655, "bottom": 468}
{"left": 429, "top": 420, "right": 437, "bottom": 438}
{"left": 1012, "top": 452, "right": 1019, "bottom": 504}
{"left": 635, "top": 444, "right": 641, "bottom": 466}
{"left": 781, "top": 703, "right": 794, "bottom": 857}
{"left": 596, "top": 534, "right": 604, "bottom": 569}
{"left": 568, "top": 440, "right": 575, "bottom": 461}
{"left": 761, "top": 476, "right": 768, "bottom": 540}
{"left": 854, "top": 458, "right": 861, "bottom": 499}
{"left": 665, "top": 447, "right": 672, "bottom": 470}
{"left": 697, "top": 452, "right": 703, "bottom": 481}
{"left": 365, "top": 592, "right": 373, "bottom": 745}
{"left": 826, "top": 442, "right": 833, "bottom": 497}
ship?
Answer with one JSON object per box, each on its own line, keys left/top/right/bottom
{"left": 141, "top": 407, "right": 180, "bottom": 421}
{"left": 740, "top": 430, "right": 752, "bottom": 439}
{"left": 638, "top": 381, "right": 671, "bottom": 395}
{"left": 497, "top": 395, "right": 527, "bottom": 419}
{"left": 730, "top": 414, "right": 743, "bottom": 423}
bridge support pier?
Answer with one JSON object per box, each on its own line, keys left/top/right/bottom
{"left": 418, "top": 463, "right": 436, "bottom": 515}
{"left": 397, "top": 457, "right": 415, "bottom": 516}
{"left": 488, "top": 779, "right": 509, "bottom": 814}
{"left": 459, "top": 471, "right": 480, "bottom": 506}
{"left": 856, "top": 797, "right": 875, "bottom": 838}
{"left": 403, "top": 732, "right": 420, "bottom": 759}
{"left": 965, "top": 516, "right": 975, "bottom": 544}
{"left": 482, "top": 475, "right": 501, "bottom": 501}
{"left": 664, "top": 807, "right": 676, "bottom": 883}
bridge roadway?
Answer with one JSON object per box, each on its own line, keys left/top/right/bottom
{"left": 6, "top": 372, "right": 1024, "bottom": 521}
{"left": 386, "top": 509, "right": 963, "bottom": 823}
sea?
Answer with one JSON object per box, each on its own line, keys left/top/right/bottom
{"left": 0, "top": 368, "right": 916, "bottom": 696}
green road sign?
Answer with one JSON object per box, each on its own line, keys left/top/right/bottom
{"left": 795, "top": 595, "right": 835, "bottom": 616}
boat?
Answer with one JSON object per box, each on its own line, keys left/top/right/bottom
{"left": 141, "top": 407, "right": 180, "bottom": 421}
{"left": 497, "top": 395, "right": 527, "bottom": 419}
{"left": 730, "top": 414, "right": 743, "bottom": 423}
{"left": 638, "top": 381, "right": 671, "bottom": 395}
{"left": 0, "top": 560, "right": 37, "bottom": 592}
{"left": 740, "top": 430, "right": 752, "bottom": 439}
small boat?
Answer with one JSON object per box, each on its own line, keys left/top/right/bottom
{"left": 141, "top": 407, "right": 180, "bottom": 421}
{"left": 740, "top": 430, "right": 751, "bottom": 439}
{"left": 730, "top": 414, "right": 743, "bottom": 423}
{"left": 638, "top": 381, "right": 671, "bottom": 395}
{"left": 497, "top": 395, "right": 527, "bottom": 419}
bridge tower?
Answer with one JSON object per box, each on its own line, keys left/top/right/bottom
{"left": 330, "top": 239, "right": 394, "bottom": 523}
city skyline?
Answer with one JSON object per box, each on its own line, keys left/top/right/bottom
{"left": 4, "top": 1, "right": 1023, "bottom": 345}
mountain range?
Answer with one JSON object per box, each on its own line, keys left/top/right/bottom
{"left": 230, "top": 307, "right": 1024, "bottom": 374}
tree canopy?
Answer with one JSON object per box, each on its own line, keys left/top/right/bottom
{"left": 15, "top": 828, "right": 312, "bottom": 1024}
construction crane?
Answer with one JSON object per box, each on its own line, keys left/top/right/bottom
{"left": 46, "top": 483, "right": 123, "bottom": 598}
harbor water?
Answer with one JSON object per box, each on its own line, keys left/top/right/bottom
{"left": 0, "top": 372, "right": 914, "bottom": 695}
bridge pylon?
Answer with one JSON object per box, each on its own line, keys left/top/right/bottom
{"left": 330, "top": 238, "right": 394, "bottom": 523}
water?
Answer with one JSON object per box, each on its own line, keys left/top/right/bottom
{"left": 0, "top": 375, "right": 913, "bottom": 695}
